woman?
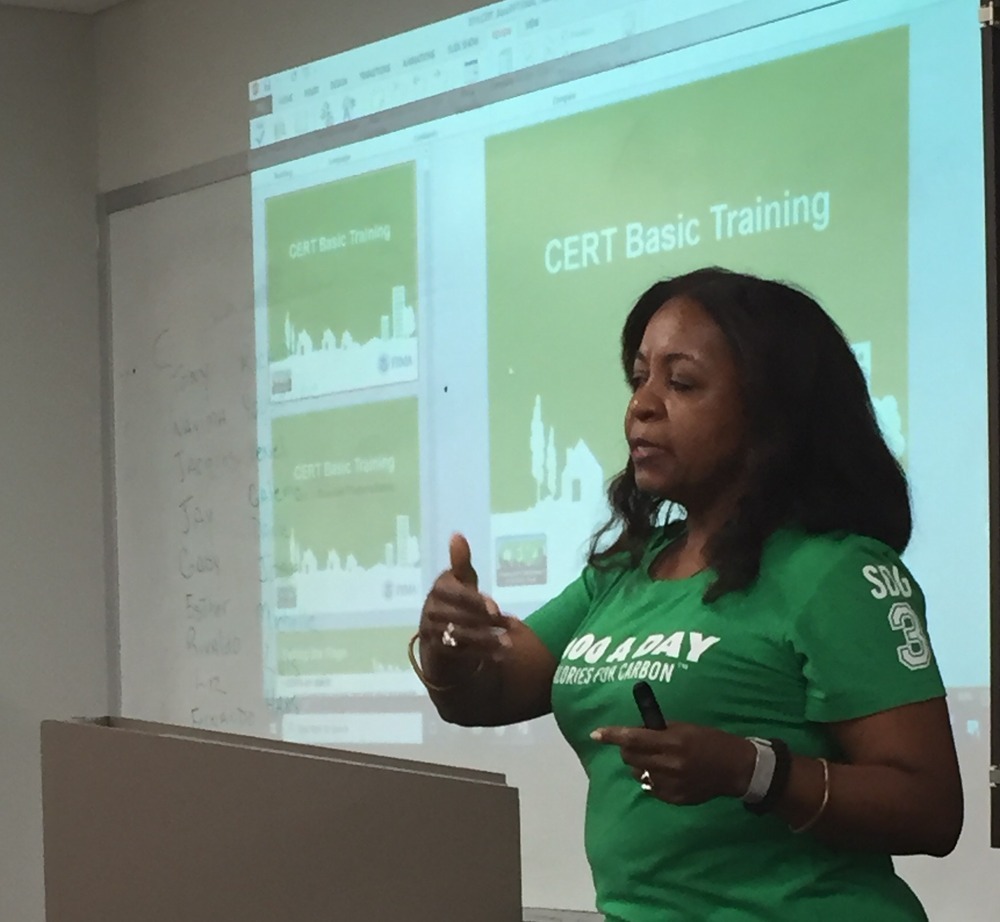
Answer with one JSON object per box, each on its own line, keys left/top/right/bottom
{"left": 412, "top": 267, "right": 962, "bottom": 921}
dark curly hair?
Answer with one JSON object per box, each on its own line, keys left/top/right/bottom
{"left": 588, "top": 267, "right": 911, "bottom": 602}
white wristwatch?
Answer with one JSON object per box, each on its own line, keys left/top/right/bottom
{"left": 741, "top": 737, "right": 777, "bottom": 804}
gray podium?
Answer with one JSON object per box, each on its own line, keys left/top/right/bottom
{"left": 41, "top": 717, "right": 522, "bottom": 922}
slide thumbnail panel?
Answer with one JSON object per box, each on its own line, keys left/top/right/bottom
{"left": 266, "top": 162, "right": 419, "bottom": 402}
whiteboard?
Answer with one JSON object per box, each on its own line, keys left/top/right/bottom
{"left": 110, "top": 176, "right": 276, "bottom": 735}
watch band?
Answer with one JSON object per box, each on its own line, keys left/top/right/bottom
{"left": 741, "top": 737, "right": 776, "bottom": 804}
{"left": 744, "top": 737, "right": 793, "bottom": 815}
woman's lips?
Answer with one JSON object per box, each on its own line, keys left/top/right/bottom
{"left": 629, "top": 439, "right": 666, "bottom": 461}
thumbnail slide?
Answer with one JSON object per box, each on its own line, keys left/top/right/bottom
{"left": 268, "top": 398, "right": 420, "bottom": 694}
{"left": 265, "top": 162, "right": 419, "bottom": 402}
{"left": 485, "top": 28, "right": 910, "bottom": 605}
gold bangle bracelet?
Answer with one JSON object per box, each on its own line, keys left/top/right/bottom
{"left": 791, "top": 757, "right": 830, "bottom": 834}
{"left": 407, "top": 631, "right": 484, "bottom": 692}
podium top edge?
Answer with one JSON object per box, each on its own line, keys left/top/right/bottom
{"left": 41, "top": 716, "right": 510, "bottom": 786}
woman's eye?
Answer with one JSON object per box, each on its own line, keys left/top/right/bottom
{"left": 669, "top": 379, "right": 694, "bottom": 391}
{"left": 629, "top": 373, "right": 646, "bottom": 391}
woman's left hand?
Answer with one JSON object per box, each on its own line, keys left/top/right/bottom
{"left": 591, "top": 722, "right": 756, "bottom": 805}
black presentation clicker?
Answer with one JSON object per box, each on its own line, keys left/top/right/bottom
{"left": 633, "top": 680, "right": 668, "bottom": 730}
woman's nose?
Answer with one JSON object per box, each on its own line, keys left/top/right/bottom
{"left": 628, "top": 387, "right": 660, "bottom": 420}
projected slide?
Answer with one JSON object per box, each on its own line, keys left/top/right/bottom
{"left": 274, "top": 622, "right": 418, "bottom": 696}
{"left": 270, "top": 398, "right": 421, "bottom": 616}
{"left": 485, "top": 29, "right": 910, "bottom": 605}
{"left": 265, "top": 162, "right": 419, "bottom": 402}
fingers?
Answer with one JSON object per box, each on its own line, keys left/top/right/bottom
{"left": 420, "top": 536, "right": 513, "bottom": 660}
{"left": 591, "top": 726, "right": 680, "bottom": 777}
{"left": 449, "top": 532, "right": 478, "bottom": 589}
{"left": 482, "top": 593, "right": 520, "bottom": 632}
{"left": 435, "top": 619, "right": 512, "bottom": 651}
{"left": 421, "top": 579, "right": 510, "bottom": 659}
{"left": 423, "top": 535, "right": 489, "bottom": 631}
{"left": 589, "top": 723, "right": 727, "bottom": 806}
{"left": 424, "top": 573, "right": 483, "bottom": 611}
{"left": 590, "top": 726, "right": 669, "bottom": 752}
{"left": 420, "top": 614, "right": 510, "bottom": 662}
{"left": 421, "top": 574, "right": 490, "bottom": 631}
{"left": 422, "top": 589, "right": 516, "bottom": 639}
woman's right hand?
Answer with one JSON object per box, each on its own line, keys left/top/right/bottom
{"left": 419, "top": 533, "right": 514, "bottom": 674}
{"left": 420, "top": 534, "right": 558, "bottom": 725}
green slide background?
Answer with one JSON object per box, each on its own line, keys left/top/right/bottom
{"left": 277, "top": 626, "right": 412, "bottom": 675}
{"left": 486, "top": 28, "right": 909, "bottom": 513}
{"left": 265, "top": 162, "right": 418, "bottom": 362}
{"left": 270, "top": 398, "right": 420, "bottom": 575}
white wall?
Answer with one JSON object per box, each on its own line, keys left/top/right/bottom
{"left": 96, "top": 0, "right": 487, "bottom": 191}
{"left": 0, "top": 8, "right": 108, "bottom": 922}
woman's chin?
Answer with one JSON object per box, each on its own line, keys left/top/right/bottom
{"left": 634, "top": 471, "right": 677, "bottom": 501}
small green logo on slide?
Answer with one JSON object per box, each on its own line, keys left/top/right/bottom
{"left": 496, "top": 534, "right": 548, "bottom": 587}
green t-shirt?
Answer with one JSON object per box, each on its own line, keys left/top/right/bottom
{"left": 524, "top": 526, "right": 945, "bottom": 922}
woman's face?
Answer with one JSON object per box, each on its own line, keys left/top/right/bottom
{"left": 625, "top": 296, "right": 748, "bottom": 509}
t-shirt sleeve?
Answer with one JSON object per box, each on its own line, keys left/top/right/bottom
{"left": 523, "top": 567, "right": 600, "bottom": 660}
{"left": 788, "top": 537, "right": 946, "bottom": 723}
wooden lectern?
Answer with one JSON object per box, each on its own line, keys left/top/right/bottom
{"left": 41, "top": 718, "right": 522, "bottom": 921}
